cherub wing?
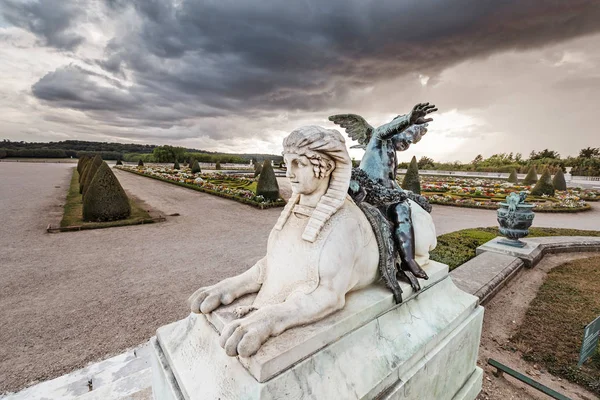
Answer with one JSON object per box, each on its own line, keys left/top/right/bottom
{"left": 328, "top": 114, "right": 374, "bottom": 146}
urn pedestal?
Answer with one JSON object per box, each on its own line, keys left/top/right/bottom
{"left": 150, "top": 261, "right": 484, "bottom": 400}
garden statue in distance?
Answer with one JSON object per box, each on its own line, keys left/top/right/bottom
{"left": 188, "top": 125, "right": 437, "bottom": 358}
{"left": 329, "top": 103, "right": 437, "bottom": 298}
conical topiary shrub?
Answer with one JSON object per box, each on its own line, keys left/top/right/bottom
{"left": 256, "top": 160, "right": 279, "bottom": 201}
{"left": 522, "top": 166, "right": 538, "bottom": 185}
{"left": 254, "top": 162, "right": 263, "bottom": 178}
{"left": 78, "top": 156, "right": 91, "bottom": 183}
{"left": 77, "top": 155, "right": 89, "bottom": 175}
{"left": 138, "top": 159, "right": 144, "bottom": 167}
{"left": 83, "top": 162, "right": 131, "bottom": 222}
{"left": 174, "top": 160, "right": 180, "bottom": 170}
{"left": 79, "top": 158, "right": 91, "bottom": 184}
{"left": 552, "top": 169, "right": 567, "bottom": 191}
{"left": 401, "top": 156, "right": 421, "bottom": 194}
{"left": 531, "top": 169, "right": 555, "bottom": 196}
{"left": 80, "top": 155, "right": 103, "bottom": 194}
{"left": 116, "top": 159, "right": 123, "bottom": 166}
{"left": 215, "top": 160, "right": 221, "bottom": 170}
{"left": 507, "top": 168, "right": 518, "bottom": 183}
{"left": 191, "top": 159, "right": 201, "bottom": 174}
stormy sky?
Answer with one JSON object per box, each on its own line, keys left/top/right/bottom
{"left": 1, "top": 0, "right": 599, "bottom": 162}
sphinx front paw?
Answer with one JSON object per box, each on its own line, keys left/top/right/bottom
{"left": 219, "top": 312, "right": 274, "bottom": 357}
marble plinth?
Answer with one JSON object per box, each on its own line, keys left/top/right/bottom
{"left": 476, "top": 236, "right": 542, "bottom": 267}
{"left": 152, "top": 265, "right": 483, "bottom": 400}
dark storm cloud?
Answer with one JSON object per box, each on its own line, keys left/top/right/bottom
{"left": 25, "top": 0, "right": 600, "bottom": 132}
{"left": 1, "top": 0, "right": 85, "bottom": 50}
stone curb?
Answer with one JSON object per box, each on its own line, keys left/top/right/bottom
{"left": 452, "top": 236, "right": 600, "bottom": 305}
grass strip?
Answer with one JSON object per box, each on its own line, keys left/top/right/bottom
{"left": 58, "top": 168, "right": 157, "bottom": 231}
{"left": 431, "top": 227, "right": 600, "bottom": 270}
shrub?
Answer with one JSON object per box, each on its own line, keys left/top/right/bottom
{"left": 215, "top": 160, "right": 221, "bottom": 170}
{"left": 0, "top": 149, "right": 7, "bottom": 159}
{"left": 254, "top": 162, "right": 263, "bottom": 178}
{"left": 552, "top": 169, "right": 567, "bottom": 191}
{"left": 174, "top": 160, "right": 180, "bottom": 170}
{"left": 523, "top": 166, "right": 538, "bottom": 185}
{"left": 80, "top": 155, "right": 103, "bottom": 194}
{"left": 531, "top": 169, "right": 555, "bottom": 197}
{"left": 401, "top": 156, "right": 421, "bottom": 194}
{"left": 507, "top": 168, "right": 518, "bottom": 183}
{"left": 191, "top": 159, "right": 201, "bottom": 173}
{"left": 116, "top": 159, "right": 123, "bottom": 166}
{"left": 138, "top": 159, "right": 144, "bottom": 167}
{"left": 83, "top": 162, "right": 131, "bottom": 221}
{"left": 256, "top": 160, "right": 280, "bottom": 200}
{"left": 77, "top": 155, "right": 90, "bottom": 174}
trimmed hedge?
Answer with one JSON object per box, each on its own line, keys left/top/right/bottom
{"left": 531, "top": 169, "right": 555, "bottom": 197}
{"left": 401, "top": 156, "right": 421, "bottom": 194}
{"left": 507, "top": 168, "right": 518, "bottom": 183}
{"left": 523, "top": 166, "right": 538, "bottom": 185}
{"left": 552, "top": 169, "right": 567, "bottom": 191}
{"left": 191, "top": 159, "right": 201, "bottom": 173}
{"left": 256, "top": 160, "right": 280, "bottom": 201}
{"left": 81, "top": 155, "right": 103, "bottom": 194}
{"left": 83, "top": 162, "right": 131, "bottom": 221}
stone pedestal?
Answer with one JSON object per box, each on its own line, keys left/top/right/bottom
{"left": 476, "top": 236, "right": 543, "bottom": 267}
{"left": 151, "top": 261, "right": 483, "bottom": 400}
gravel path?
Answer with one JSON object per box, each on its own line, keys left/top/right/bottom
{"left": 0, "top": 162, "right": 598, "bottom": 394}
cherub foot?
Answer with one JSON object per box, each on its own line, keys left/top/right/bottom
{"left": 403, "top": 259, "right": 429, "bottom": 280}
{"left": 398, "top": 268, "right": 421, "bottom": 291}
{"left": 233, "top": 305, "right": 257, "bottom": 318}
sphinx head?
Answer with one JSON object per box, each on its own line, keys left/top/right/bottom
{"left": 274, "top": 126, "right": 352, "bottom": 242}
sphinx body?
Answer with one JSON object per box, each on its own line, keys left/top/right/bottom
{"left": 189, "top": 125, "right": 436, "bottom": 358}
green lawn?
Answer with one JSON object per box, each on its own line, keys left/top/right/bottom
{"left": 60, "top": 169, "right": 153, "bottom": 230}
{"left": 431, "top": 227, "right": 600, "bottom": 270}
{"left": 513, "top": 256, "right": 600, "bottom": 395}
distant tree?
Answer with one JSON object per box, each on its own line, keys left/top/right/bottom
{"left": 507, "top": 168, "right": 518, "bottom": 183}
{"left": 471, "top": 154, "right": 483, "bottom": 165}
{"left": 116, "top": 159, "right": 123, "bottom": 166}
{"left": 0, "top": 149, "right": 7, "bottom": 159}
{"left": 191, "top": 159, "right": 201, "bottom": 174}
{"left": 256, "top": 160, "right": 280, "bottom": 201}
{"left": 514, "top": 153, "right": 523, "bottom": 163}
{"left": 579, "top": 147, "right": 600, "bottom": 159}
{"left": 215, "top": 160, "right": 221, "bottom": 170}
{"left": 522, "top": 166, "right": 538, "bottom": 185}
{"left": 530, "top": 169, "right": 555, "bottom": 196}
{"left": 152, "top": 145, "right": 186, "bottom": 163}
{"left": 138, "top": 159, "right": 144, "bottom": 167}
{"left": 530, "top": 149, "right": 560, "bottom": 160}
{"left": 401, "top": 156, "right": 421, "bottom": 194}
{"left": 417, "top": 156, "right": 435, "bottom": 170}
{"left": 552, "top": 169, "right": 567, "bottom": 191}
{"left": 174, "top": 160, "right": 180, "bottom": 170}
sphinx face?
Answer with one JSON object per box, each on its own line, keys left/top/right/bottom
{"left": 284, "top": 153, "right": 324, "bottom": 195}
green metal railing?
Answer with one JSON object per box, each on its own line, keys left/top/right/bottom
{"left": 487, "top": 358, "right": 572, "bottom": 400}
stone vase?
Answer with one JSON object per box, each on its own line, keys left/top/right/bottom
{"left": 497, "top": 202, "right": 535, "bottom": 247}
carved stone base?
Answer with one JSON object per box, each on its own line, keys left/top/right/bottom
{"left": 151, "top": 263, "right": 483, "bottom": 400}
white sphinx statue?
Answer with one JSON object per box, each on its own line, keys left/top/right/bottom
{"left": 188, "top": 125, "right": 437, "bottom": 358}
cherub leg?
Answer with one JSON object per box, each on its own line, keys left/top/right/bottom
{"left": 219, "top": 286, "right": 344, "bottom": 357}
{"left": 389, "top": 202, "right": 428, "bottom": 280}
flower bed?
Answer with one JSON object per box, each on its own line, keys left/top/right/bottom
{"left": 116, "top": 165, "right": 286, "bottom": 209}
{"left": 405, "top": 176, "right": 596, "bottom": 212}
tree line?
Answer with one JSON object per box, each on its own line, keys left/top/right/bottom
{"left": 0, "top": 140, "right": 283, "bottom": 164}
{"left": 398, "top": 147, "right": 600, "bottom": 176}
